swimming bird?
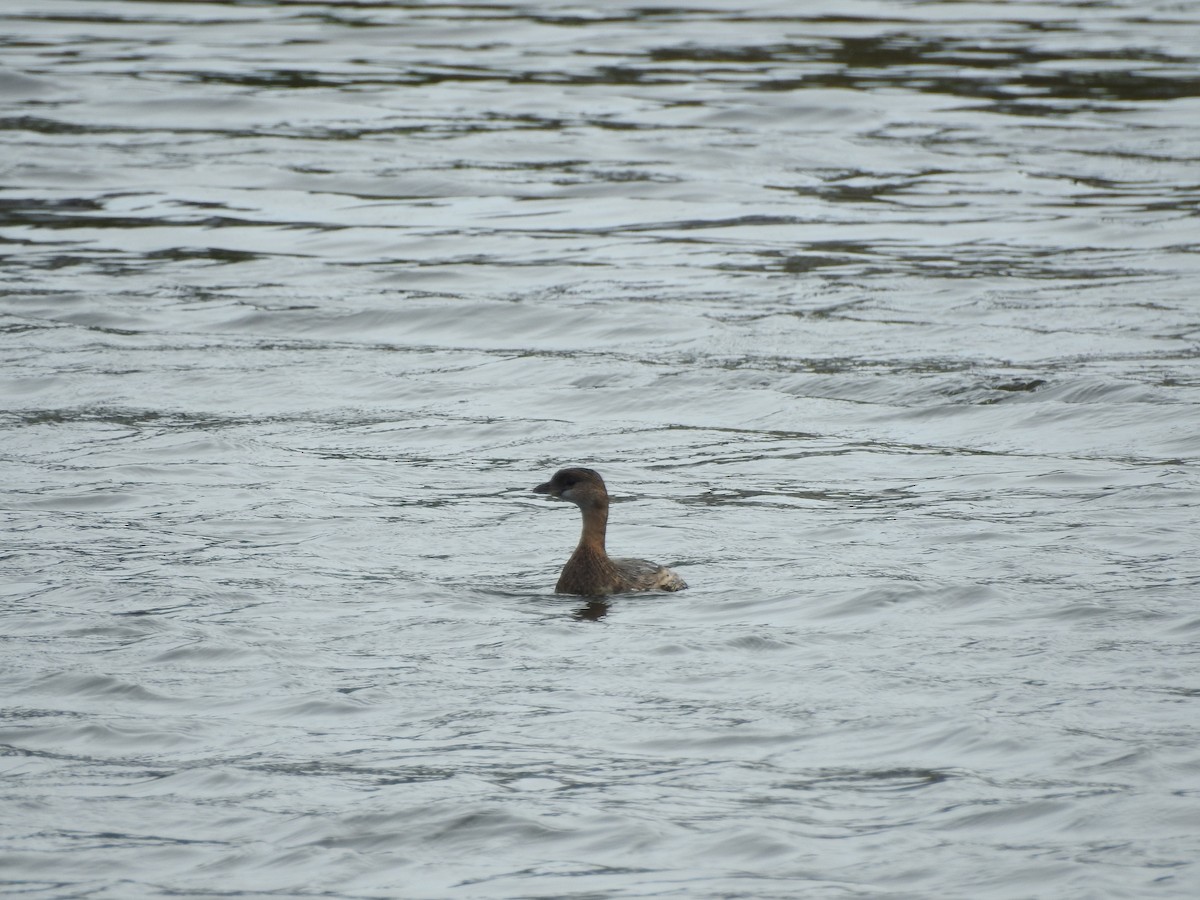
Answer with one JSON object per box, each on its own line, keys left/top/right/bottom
{"left": 533, "top": 467, "right": 687, "bottom": 596}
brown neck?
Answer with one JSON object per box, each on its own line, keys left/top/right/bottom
{"left": 577, "top": 500, "right": 609, "bottom": 555}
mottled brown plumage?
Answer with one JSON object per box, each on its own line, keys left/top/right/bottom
{"left": 533, "top": 467, "right": 688, "bottom": 596}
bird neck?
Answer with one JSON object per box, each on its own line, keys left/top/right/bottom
{"left": 577, "top": 500, "right": 609, "bottom": 555}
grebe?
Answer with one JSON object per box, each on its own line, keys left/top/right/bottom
{"left": 533, "top": 467, "right": 687, "bottom": 596}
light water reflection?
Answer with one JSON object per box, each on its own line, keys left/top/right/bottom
{"left": 2, "top": 1, "right": 1199, "bottom": 898}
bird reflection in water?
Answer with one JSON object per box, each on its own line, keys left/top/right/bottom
{"left": 574, "top": 599, "right": 610, "bottom": 621}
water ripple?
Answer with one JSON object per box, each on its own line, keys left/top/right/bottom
{"left": 2, "top": 1, "right": 1199, "bottom": 898}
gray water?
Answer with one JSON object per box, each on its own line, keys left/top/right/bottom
{"left": 2, "top": 1, "right": 1199, "bottom": 897}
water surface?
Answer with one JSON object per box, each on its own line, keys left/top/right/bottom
{"left": 2, "top": 1, "right": 1199, "bottom": 897}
